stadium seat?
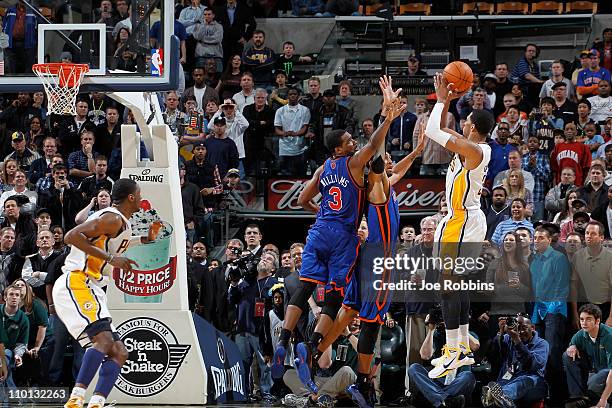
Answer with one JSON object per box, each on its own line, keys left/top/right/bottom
{"left": 398, "top": 1, "right": 431, "bottom": 15}
{"left": 496, "top": 1, "right": 529, "bottom": 14}
{"left": 565, "top": 1, "right": 597, "bottom": 13}
{"left": 461, "top": 2, "right": 495, "bottom": 14}
{"left": 358, "top": 2, "right": 385, "bottom": 15}
{"left": 531, "top": 1, "right": 563, "bottom": 14}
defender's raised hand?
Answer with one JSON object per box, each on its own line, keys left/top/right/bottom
{"left": 379, "top": 75, "right": 402, "bottom": 109}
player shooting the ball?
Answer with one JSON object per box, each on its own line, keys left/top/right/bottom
{"left": 425, "top": 72, "right": 495, "bottom": 378}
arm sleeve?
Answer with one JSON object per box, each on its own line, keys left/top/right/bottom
{"left": 424, "top": 103, "right": 452, "bottom": 147}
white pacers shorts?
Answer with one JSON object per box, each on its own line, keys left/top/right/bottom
{"left": 433, "top": 209, "right": 486, "bottom": 275}
{"left": 52, "top": 271, "right": 113, "bottom": 347}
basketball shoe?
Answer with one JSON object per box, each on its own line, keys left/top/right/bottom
{"left": 428, "top": 345, "right": 473, "bottom": 378}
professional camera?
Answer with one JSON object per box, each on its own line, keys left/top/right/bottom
{"left": 504, "top": 316, "right": 518, "bottom": 330}
{"left": 228, "top": 248, "right": 260, "bottom": 281}
{"left": 425, "top": 305, "right": 444, "bottom": 326}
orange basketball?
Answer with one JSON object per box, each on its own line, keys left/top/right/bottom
{"left": 443, "top": 61, "right": 474, "bottom": 94}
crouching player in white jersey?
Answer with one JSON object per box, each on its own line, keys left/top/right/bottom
{"left": 55, "top": 179, "right": 161, "bottom": 408}
{"left": 425, "top": 73, "right": 495, "bottom": 378}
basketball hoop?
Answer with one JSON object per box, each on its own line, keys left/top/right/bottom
{"left": 32, "top": 63, "right": 90, "bottom": 116}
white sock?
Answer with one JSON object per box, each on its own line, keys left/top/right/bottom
{"left": 446, "top": 328, "right": 459, "bottom": 349}
{"left": 459, "top": 324, "right": 469, "bottom": 348}
{"left": 71, "top": 387, "right": 86, "bottom": 398}
{"left": 87, "top": 395, "right": 105, "bottom": 407}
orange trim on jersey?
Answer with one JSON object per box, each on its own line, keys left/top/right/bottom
{"left": 358, "top": 314, "right": 384, "bottom": 325}
{"left": 327, "top": 282, "right": 345, "bottom": 297}
{"left": 374, "top": 205, "right": 393, "bottom": 310}
{"left": 354, "top": 190, "right": 364, "bottom": 229}
{"left": 346, "top": 156, "right": 365, "bottom": 189}
{"left": 299, "top": 277, "right": 326, "bottom": 285}
{"left": 84, "top": 235, "right": 108, "bottom": 281}
{"left": 68, "top": 271, "right": 99, "bottom": 323}
{"left": 345, "top": 241, "right": 361, "bottom": 283}
{"left": 342, "top": 303, "right": 359, "bottom": 312}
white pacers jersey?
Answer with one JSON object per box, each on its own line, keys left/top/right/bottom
{"left": 444, "top": 143, "right": 491, "bottom": 213}
{"left": 62, "top": 206, "right": 134, "bottom": 282}
{"left": 435, "top": 143, "right": 490, "bottom": 250}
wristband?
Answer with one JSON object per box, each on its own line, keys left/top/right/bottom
{"left": 48, "top": 304, "right": 54, "bottom": 307}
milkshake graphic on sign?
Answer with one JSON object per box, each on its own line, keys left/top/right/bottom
{"left": 114, "top": 199, "right": 176, "bottom": 303}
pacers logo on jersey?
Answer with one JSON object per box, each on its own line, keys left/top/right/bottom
{"left": 115, "top": 317, "right": 190, "bottom": 397}
{"left": 117, "top": 239, "right": 130, "bottom": 254}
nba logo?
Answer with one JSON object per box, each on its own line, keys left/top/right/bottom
{"left": 151, "top": 49, "right": 163, "bottom": 76}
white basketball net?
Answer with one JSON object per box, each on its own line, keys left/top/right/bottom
{"left": 32, "top": 63, "right": 89, "bottom": 116}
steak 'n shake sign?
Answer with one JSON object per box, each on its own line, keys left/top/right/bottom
{"left": 266, "top": 177, "right": 445, "bottom": 212}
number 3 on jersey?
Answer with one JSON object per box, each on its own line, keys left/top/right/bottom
{"left": 328, "top": 186, "right": 343, "bottom": 211}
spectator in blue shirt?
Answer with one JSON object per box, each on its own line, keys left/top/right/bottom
{"left": 482, "top": 315, "right": 549, "bottom": 408}
{"left": 530, "top": 226, "right": 571, "bottom": 402}
{"left": 522, "top": 135, "right": 551, "bottom": 222}
{"left": 577, "top": 49, "right": 612, "bottom": 99}
{"left": 487, "top": 121, "right": 517, "bottom": 190}
{"left": 584, "top": 122, "right": 605, "bottom": 160}
{"left": 491, "top": 198, "right": 535, "bottom": 246}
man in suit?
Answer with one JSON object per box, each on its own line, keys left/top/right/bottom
{"left": 209, "top": 239, "right": 243, "bottom": 334}
{"left": 214, "top": 0, "right": 257, "bottom": 65}
{"left": 244, "top": 224, "right": 263, "bottom": 258}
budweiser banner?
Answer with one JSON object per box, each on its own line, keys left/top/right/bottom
{"left": 266, "top": 177, "right": 445, "bottom": 212}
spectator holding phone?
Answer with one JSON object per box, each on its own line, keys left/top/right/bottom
{"left": 74, "top": 189, "right": 111, "bottom": 225}
{"left": 37, "top": 164, "right": 84, "bottom": 233}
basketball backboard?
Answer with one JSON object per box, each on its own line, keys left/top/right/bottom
{"left": 0, "top": 0, "right": 178, "bottom": 92}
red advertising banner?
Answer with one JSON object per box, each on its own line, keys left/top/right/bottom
{"left": 113, "top": 256, "right": 177, "bottom": 296}
{"left": 266, "top": 177, "right": 445, "bottom": 212}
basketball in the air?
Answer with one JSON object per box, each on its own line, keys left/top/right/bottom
{"left": 443, "top": 61, "right": 473, "bottom": 94}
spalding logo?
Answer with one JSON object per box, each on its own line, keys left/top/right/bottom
{"left": 115, "top": 317, "right": 190, "bottom": 397}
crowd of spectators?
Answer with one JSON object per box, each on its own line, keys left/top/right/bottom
{"left": 1, "top": 1, "right": 612, "bottom": 407}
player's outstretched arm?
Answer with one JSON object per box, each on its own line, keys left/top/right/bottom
{"left": 298, "top": 165, "right": 324, "bottom": 213}
{"left": 64, "top": 213, "right": 138, "bottom": 272}
{"left": 425, "top": 73, "right": 483, "bottom": 168}
{"left": 351, "top": 76, "right": 404, "bottom": 171}
{"left": 390, "top": 122, "right": 427, "bottom": 185}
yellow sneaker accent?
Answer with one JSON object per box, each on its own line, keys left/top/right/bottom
{"left": 64, "top": 396, "right": 85, "bottom": 408}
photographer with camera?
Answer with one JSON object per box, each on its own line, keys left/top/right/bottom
{"left": 406, "top": 308, "right": 479, "bottom": 408}
{"left": 228, "top": 250, "right": 278, "bottom": 402}
{"left": 481, "top": 315, "right": 549, "bottom": 408}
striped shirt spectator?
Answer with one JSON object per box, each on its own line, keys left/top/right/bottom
{"left": 490, "top": 198, "right": 535, "bottom": 246}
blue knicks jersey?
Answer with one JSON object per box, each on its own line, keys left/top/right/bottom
{"left": 367, "top": 188, "right": 400, "bottom": 255}
{"left": 316, "top": 156, "right": 365, "bottom": 233}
